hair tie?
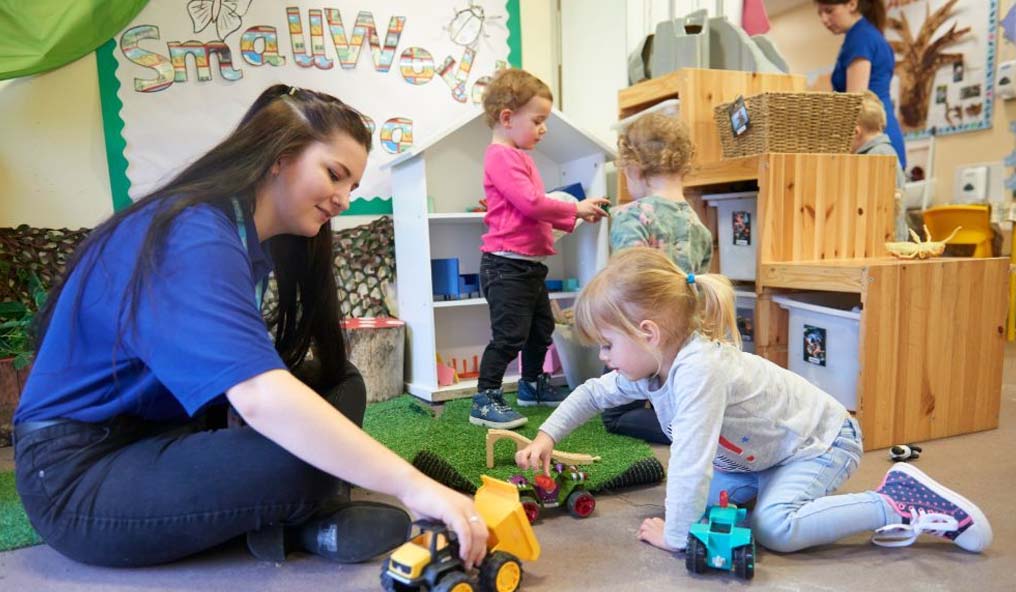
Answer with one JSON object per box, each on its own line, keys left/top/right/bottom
{"left": 686, "top": 273, "right": 696, "bottom": 286}
{"left": 288, "top": 86, "right": 299, "bottom": 96}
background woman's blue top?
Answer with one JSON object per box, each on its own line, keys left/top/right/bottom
{"left": 14, "top": 202, "right": 286, "bottom": 424}
{"left": 831, "top": 16, "right": 907, "bottom": 169}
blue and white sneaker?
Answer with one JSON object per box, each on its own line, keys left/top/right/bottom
{"left": 469, "top": 389, "right": 528, "bottom": 429}
{"left": 516, "top": 373, "right": 569, "bottom": 407}
{"left": 872, "top": 462, "right": 992, "bottom": 553}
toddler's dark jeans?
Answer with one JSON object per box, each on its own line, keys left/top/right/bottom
{"left": 477, "top": 253, "right": 556, "bottom": 391}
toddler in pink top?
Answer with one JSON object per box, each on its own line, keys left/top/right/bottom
{"left": 469, "top": 69, "right": 609, "bottom": 429}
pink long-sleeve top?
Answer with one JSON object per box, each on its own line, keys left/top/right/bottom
{"left": 480, "top": 144, "right": 577, "bottom": 257}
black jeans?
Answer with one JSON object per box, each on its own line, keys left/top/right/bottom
{"left": 601, "top": 400, "right": 671, "bottom": 445}
{"left": 13, "top": 362, "right": 366, "bottom": 567}
{"left": 478, "top": 253, "right": 555, "bottom": 391}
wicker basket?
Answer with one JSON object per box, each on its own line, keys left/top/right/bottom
{"left": 713, "top": 92, "right": 863, "bottom": 158}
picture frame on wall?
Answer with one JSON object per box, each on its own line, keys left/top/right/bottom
{"left": 887, "top": 0, "right": 998, "bottom": 139}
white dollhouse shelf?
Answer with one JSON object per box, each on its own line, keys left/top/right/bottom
{"left": 385, "top": 108, "right": 614, "bottom": 402}
{"left": 433, "top": 291, "right": 580, "bottom": 309}
{"left": 428, "top": 212, "right": 487, "bottom": 223}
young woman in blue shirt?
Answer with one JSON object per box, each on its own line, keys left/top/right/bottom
{"left": 816, "top": 0, "right": 907, "bottom": 169}
{"left": 12, "top": 85, "right": 488, "bottom": 568}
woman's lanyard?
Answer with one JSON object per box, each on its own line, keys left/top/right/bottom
{"left": 231, "top": 198, "right": 266, "bottom": 310}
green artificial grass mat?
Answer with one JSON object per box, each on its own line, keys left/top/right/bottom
{"left": 363, "top": 394, "right": 664, "bottom": 494}
{"left": 0, "top": 471, "right": 40, "bottom": 552}
{"left": 0, "top": 393, "right": 664, "bottom": 552}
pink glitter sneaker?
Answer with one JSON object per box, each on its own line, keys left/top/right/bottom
{"left": 873, "top": 463, "right": 992, "bottom": 553}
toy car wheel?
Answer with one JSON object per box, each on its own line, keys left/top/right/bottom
{"left": 566, "top": 490, "right": 596, "bottom": 518}
{"left": 520, "top": 496, "right": 540, "bottom": 523}
{"left": 479, "top": 550, "right": 523, "bottom": 592}
{"left": 734, "top": 543, "right": 755, "bottom": 580}
{"left": 434, "top": 571, "right": 477, "bottom": 592}
{"left": 685, "top": 535, "right": 707, "bottom": 574}
{"left": 379, "top": 568, "right": 411, "bottom": 592}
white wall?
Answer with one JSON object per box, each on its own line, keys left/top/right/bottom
{"left": 0, "top": 56, "right": 113, "bottom": 228}
{"left": 519, "top": 0, "right": 558, "bottom": 101}
{"left": 554, "top": 0, "right": 746, "bottom": 156}
{"left": 560, "top": 0, "right": 628, "bottom": 148}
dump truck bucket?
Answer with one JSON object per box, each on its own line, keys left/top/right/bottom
{"left": 475, "top": 475, "right": 542, "bottom": 562}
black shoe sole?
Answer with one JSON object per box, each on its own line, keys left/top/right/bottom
{"left": 245, "top": 485, "right": 354, "bottom": 563}
{"left": 299, "top": 501, "right": 412, "bottom": 563}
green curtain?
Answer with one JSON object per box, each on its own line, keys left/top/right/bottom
{"left": 0, "top": 0, "right": 149, "bottom": 80}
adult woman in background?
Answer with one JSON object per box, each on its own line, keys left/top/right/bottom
{"left": 816, "top": 0, "right": 906, "bottom": 169}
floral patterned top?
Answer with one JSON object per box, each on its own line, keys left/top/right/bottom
{"left": 609, "top": 196, "right": 713, "bottom": 273}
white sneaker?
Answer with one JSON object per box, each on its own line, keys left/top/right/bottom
{"left": 872, "top": 462, "right": 992, "bottom": 553}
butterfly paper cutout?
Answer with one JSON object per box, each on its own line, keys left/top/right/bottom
{"left": 187, "top": 0, "right": 253, "bottom": 41}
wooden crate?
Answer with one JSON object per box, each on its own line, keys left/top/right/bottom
{"left": 759, "top": 258, "right": 1008, "bottom": 450}
{"left": 757, "top": 153, "right": 896, "bottom": 265}
{"left": 684, "top": 152, "right": 898, "bottom": 277}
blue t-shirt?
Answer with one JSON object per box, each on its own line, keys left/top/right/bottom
{"left": 14, "top": 202, "right": 286, "bottom": 424}
{"left": 831, "top": 16, "right": 906, "bottom": 169}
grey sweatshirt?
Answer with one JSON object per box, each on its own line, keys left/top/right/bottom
{"left": 539, "top": 334, "right": 848, "bottom": 550}
{"left": 857, "top": 132, "right": 906, "bottom": 189}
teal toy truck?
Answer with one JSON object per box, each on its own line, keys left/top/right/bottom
{"left": 685, "top": 491, "right": 755, "bottom": 580}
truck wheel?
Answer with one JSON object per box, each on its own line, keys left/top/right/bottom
{"left": 434, "top": 571, "right": 477, "bottom": 592}
{"left": 479, "top": 551, "right": 522, "bottom": 592}
{"left": 734, "top": 544, "right": 755, "bottom": 580}
{"left": 566, "top": 490, "right": 596, "bottom": 518}
{"left": 520, "top": 497, "right": 540, "bottom": 523}
{"left": 380, "top": 569, "right": 411, "bottom": 592}
{"left": 685, "top": 535, "right": 707, "bottom": 574}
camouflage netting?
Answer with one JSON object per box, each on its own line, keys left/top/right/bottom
{"left": 1, "top": 216, "right": 397, "bottom": 319}
{"left": 0, "top": 226, "right": 91, "bottom": 310}
{"left": 261, "top": 215, "right": 396, "bottom": 320}
{"left": 333, "top": 215, "right": 396, "bottom": 318}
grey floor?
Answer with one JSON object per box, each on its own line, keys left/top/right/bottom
{"left": 2, "top": 348, "right": 1015, "bottom": 592}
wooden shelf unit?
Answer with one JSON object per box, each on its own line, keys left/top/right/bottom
{"left": 757, "top": 258, "right": 1007, "bottom": 450}
{"left": 617, "top": 68, "right": 1006, "bottom": 450}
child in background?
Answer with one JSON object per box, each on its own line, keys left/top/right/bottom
{"left": 517, "top": 247, "right": 992, "bottom": 555}
{"left": 601, "top": 113, "right": 714, "bottom": 444}
{"left": 853, "top": 90, "right": 907, "bottom": 240}
{"left": 470, "top": 69, "right": 609, "bottom": 429}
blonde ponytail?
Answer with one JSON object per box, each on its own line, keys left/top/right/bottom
{"left": 688, "top": 273, "right": 741, "bottom": 349}
{"left": 575, "top": 247, "right": 741, "bottom": 352}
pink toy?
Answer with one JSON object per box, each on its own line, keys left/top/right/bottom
{"left": 516, "top": 344, "right": 560, "bottom": 376}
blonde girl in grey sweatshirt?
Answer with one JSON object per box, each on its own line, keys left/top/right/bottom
{"left": 516, "top": 247, "right": 992, "bottom": 555}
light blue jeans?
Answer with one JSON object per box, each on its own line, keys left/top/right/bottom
{"left": 709, "top": 417, "right": 892, "bottom": 552}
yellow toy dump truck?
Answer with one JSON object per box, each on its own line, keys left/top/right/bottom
{"left": 381, "top": 475, "right": 542, "bottom": 592}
